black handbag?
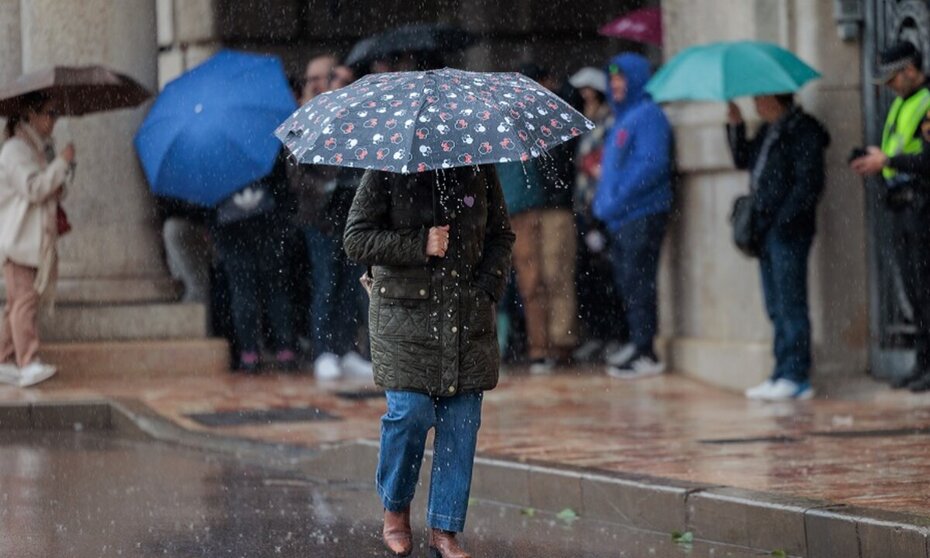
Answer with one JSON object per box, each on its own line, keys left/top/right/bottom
{"left": 730, "top": 194, "right": 759, "bottom": 257}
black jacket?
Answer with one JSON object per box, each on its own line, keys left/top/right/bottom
{"left": 343, "top": 166, "right": 515, "bottom": 396}
{"left": 727, "top": 108, "right": 830, "bottom": 241}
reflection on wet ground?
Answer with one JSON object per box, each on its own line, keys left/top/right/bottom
{"left": 0, "top": 430, "right": 763, "bottom": 558}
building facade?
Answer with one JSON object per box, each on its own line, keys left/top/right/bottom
{"left": 4, "top": 0, "right": 921, "bottom": 389}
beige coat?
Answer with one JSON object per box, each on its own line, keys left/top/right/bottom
{"left": 0, "top": 123, "right": 69, "bottom": 295}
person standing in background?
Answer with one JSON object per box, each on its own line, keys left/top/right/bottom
{"left": 851, "top": 41, "right": 930, "bottom": 392}
{"left": 593, "top": 53, "right": 673, "bottom": 379}
{"left": 496, "top": 160, "right": 554, "bottom": 373}
{"left": 0, "top": 92, "right": 76, "bottom": 387}
{"left": 518, "top": 62, "right": 579, "bottom": 369}
{"left": 569, "top": 66, "right": 628, "bottom": 363}
{"left": 290, "top": 54, "right": 371, "bottom": 379}
{"left": 211, "top": 155, "right": 298, "bottom": 373}
{"left": 729, "top": 94, "right": 829, "bottom": 401}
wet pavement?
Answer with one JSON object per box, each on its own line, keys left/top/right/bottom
{"left": 1, "top": 368, "right": 930, "bottom": 521}
{"left": 0, "top": 430, "right": 766, "bottom": 558}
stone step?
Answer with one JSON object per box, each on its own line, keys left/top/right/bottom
{"left": 39, "top": 339, "right": 230, "bottom": 379}
{"left": 40, "top": 302, "right": 207, "bottom": 342}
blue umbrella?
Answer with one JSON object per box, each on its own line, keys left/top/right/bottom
{"left": 275, "top": 68, "right": 593, "bottom": 174}
{"left": 134, "top": 50, "right": 296, "bottom": 206}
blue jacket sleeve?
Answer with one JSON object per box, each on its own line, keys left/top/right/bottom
{"left": 592, "top": 106, "right": 671, "bottom": 223}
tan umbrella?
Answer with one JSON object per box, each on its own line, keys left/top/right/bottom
{"left": 0, "top": 65, "right": 151, "bottom": 117}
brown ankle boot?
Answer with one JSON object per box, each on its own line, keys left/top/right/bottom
{"left": 429, "top": 528, "right": 471, "bottom": 558}
{"left": 382, "top": 508, "right": 412, "bottom": 556}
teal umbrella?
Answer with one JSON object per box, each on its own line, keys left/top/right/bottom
{"left": 645, "top": 40, "right": 821, "bottom": 102}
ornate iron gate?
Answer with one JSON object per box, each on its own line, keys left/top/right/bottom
{"left": 863, "top": 0, "right": 930, "bottom": 378}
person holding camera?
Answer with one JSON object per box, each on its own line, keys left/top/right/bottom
{"left": 727, "top": 94, "right": 830, "bottom": 401}
{"left": 851, "top": 41, "right": 930, "bottom": 392}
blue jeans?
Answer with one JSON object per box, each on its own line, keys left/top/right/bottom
{"left": 609, "top": 212, "right": 669, "bottom": 353}
{"left": 304, "top": 227, "right": 360, "bottom": 358}
{"left": 213, "top": 216, "right": 296, "bottom": 354}
{"left": 377, "top": 391, "right": 483, "bottom": 533}
{"left": 759, "top": 233, "right": 812, "bottom": 383}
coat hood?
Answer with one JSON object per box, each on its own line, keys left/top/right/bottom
{"left": 607, "top": 53, "right": 652, "bottom": 116}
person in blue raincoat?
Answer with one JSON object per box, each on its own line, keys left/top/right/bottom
{"left": 593, "top": 53, "right": 673, "bottom": 379}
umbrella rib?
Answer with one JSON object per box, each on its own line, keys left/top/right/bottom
{"left": 407, "top": 72, "right": 438, "bottom": 171}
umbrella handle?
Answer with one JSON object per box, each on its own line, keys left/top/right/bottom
{"left": 432, "top": 174, "right": 447, "bottom": 227}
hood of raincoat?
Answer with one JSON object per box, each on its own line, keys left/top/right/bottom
{"left": 607, "top": 53, "right": 652, "bottom": 118}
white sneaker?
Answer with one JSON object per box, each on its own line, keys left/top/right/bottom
{"left": 744, "top": 379, "right": 775, "bottom": 400}
{"left": 0, "top": 363, "right": 19, "bottom": 385}
{"left": 17, "top": 361, "right": 56, "bottom": 388}
{"left": 314, "top": 352, "right": 342, "bottom": 380}
{"left": 528, "top": 358, "right": 556, "bottom": 375}
{"left": 340, "top": 351, "right": 373, "bottom": 378}
{"left": 760, "top": 378, "right": 814, "bottom": 401}
{"left": 605, "top": 342, "right": 637, "bottom": 367}
{"left": 606, "top": 352, "right": 666, "bottom": 379}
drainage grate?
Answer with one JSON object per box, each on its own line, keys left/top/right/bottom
{"left": 186, "top": 407, "right": 340, "bottom": 427}
{"left": 699, "top": 435, "right": 801, "bottom": 445}
{"left": 810, "top": 426, "right": 930, "bottom": 439}
{"left": 334, "top": 389, "right": 386, "bottom": 401}
{"left": 700, "top": 427, "right": 930, "bottom": 445}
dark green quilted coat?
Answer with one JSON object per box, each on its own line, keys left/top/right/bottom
{"left": 344, "top": 166, "right": 515, "bottom": 396}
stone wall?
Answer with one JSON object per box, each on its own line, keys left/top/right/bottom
{"left": 16, "top": 0, "right": 176, "bottom": 303}
{"left": 156, "top": 0, "right": 654, "bottom": 86}
{"left": 661, "top": 0, "right": 869, "bottom": 388}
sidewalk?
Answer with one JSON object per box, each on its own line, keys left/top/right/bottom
{"left": 2, "top": 367, "right": 928, "bottom": 516}
{"left": 2, "top": 367, "right": 929, "bottom": 556}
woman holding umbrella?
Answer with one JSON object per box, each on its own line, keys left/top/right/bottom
{"left": 279, "top": 67, "right": 590, "bottom": 556}
{"left": 344, "top": 165, "right": 514, "bottom": 558}
{"left": 0, "top": 92, "right": 75, "bottom": 387}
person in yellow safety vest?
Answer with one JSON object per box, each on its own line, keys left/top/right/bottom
{"left": 852, "top": 41, "right": 930, "bottom": 392}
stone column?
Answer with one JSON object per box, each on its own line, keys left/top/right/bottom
{"left": 0, "top": 0, "right": 21, "bottom": 84}
{"left": 19, "top": 0, "right": 176, "bottom": 303}
{"left": 790, "top": 0, "right": 869, "bottom": 379}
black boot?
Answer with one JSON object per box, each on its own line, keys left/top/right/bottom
{"left": 888, "top": 371, "right": 924, "bottom": 389}
{"left": 891, "top": 370, "right": 924, "bottom": 389}
{"left": 909, "top": 374, "right": 930, "bottom": 393}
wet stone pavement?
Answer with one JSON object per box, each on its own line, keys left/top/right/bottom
{"left": 5, "top": 369, "right": 929, "bottom": 518}
{"left": 0, "top": 430, "right": 762, "bottom": 558}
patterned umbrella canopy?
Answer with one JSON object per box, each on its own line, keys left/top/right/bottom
{"left": 275, "top": 68, "right": 594, "bottom": 174}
